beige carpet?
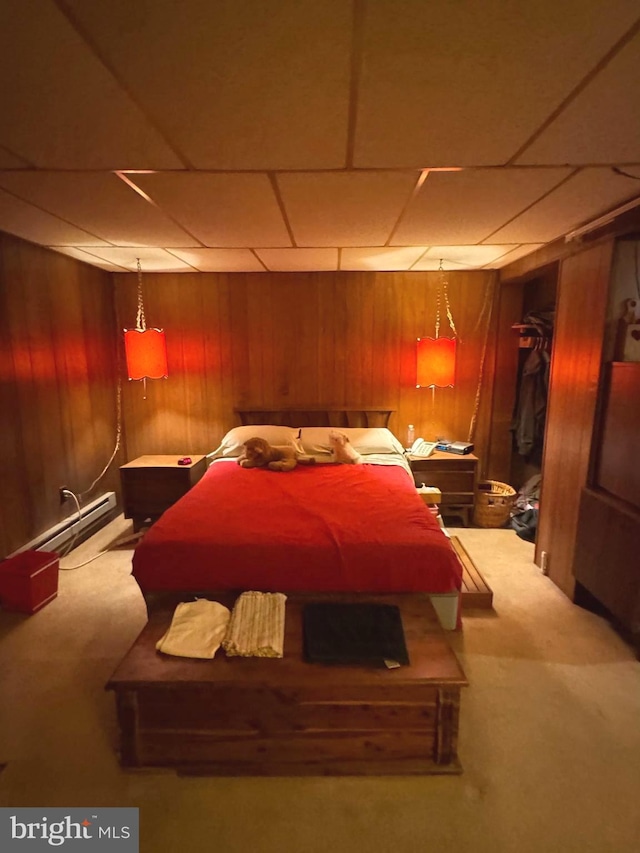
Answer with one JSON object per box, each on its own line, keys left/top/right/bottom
{"left": 1, "top": 516, "right": 639, "bottom": 853}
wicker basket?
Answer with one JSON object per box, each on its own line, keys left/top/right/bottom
{"left": 473, "top": 480, "right": 517, "bottom": 528}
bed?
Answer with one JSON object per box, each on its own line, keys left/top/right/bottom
{"left": 131, "top": 410, "right": 463, "bottom": 628}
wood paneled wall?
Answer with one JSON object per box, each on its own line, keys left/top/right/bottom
{"left": 0, "top": 234, "right": 122, "bottom": 559}
{"left": 534, "top": 241, "right": 614, "bottom": 597}
{"left": 114, "top": 270, "right": 499, "bottom": 470}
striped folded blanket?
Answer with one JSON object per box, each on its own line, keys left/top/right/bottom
{"left": 222, "top": 591, "right": 287, "bottom": 658}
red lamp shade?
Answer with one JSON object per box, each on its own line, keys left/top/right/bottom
{"left": 416, "top": 336, "right": 456, "bottom": 388}
{"left": 124, "top": 328, "right": 168, "bottom": 380}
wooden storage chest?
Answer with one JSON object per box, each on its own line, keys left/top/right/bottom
{"left": 107, "top": 594, "right": 468, "bottom": 776}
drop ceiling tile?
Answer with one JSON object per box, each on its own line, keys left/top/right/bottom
{"left": 0, "top": 172, "right": 198, "bottom": 247}
{"left": 417, "top": 245, "right": 518, "bottom": 268}
{"left": 80, "top": 248, "right": 194, "bottom": 272}
{"left": 278, "top": 172, "right": 417, "bottom": 247}
{"left": 411, "top": 258, "right": 473, "bottom": 271}
{"left": 392, "top": 168, "right": 570, "bottom": 245}
{"left": 168, "top": 248, "right": 265, "bottom": 272}
{"left": 62, "top": 0, "right": 351, "bottom": 170}
{"left": 256, "top": 249, "right": 338, "bottom": 271}
{"left": 485, "top": 244, "right": 545, "bottom": 268}
{"left": 489, "top": 168, "right": 640, "bottom": 243}
{"left": 0, "top": 148, "right": 30, "bottom": 169}
{"left": 48, "top": 246, "right": 129, "bottom": 271}
{"left": 133, "top": 173, "right": 291, "bottom": 248}
{"left": 354, "top": 0, "right": 640, "bottom": 167}
{"left": 0, "top": 0, "right": 183, "bottom": 169}
{"left": 340, "top": 247, "right": 427, "bottom": 271}
{"left": 517, "top": 31, "right": 640, "bottom": 165}
{"left": 0, "top": 188, "right": 110, "bottom": 247}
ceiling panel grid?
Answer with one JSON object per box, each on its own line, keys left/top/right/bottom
{"left": 0, "top": 1, "right": 638, "bottom": 271}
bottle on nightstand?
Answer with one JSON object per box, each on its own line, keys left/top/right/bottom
{"left": 406, "top": 424, "right": 415, "bottom": 450}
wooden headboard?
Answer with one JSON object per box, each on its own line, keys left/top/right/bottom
{"left": 235, "top": 408, "right": 394, "bottom": 428}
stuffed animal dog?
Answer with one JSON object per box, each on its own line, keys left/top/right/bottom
{"left": 329, "top": 431, "right": 362, "bottom": 464}
{"left": 237, "top": 437, "right": 298, "bottom": 471}
{"left": 236, "top": 437, "right": 316, "bottom": 472}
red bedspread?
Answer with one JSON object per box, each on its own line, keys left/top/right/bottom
{"left": 132, "top": 462, "right": 462, "bottom": 595}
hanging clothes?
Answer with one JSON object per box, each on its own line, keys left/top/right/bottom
{"left": 512, "top": 347, "right": 550, "bottom": 458}
{"left": 521, "top": 309, "right": 554, "bottom": 339}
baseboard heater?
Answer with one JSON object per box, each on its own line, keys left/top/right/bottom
{"left": 11, "top": 492, "right": 117, "bottom": 557}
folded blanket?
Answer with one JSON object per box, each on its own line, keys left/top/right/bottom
{"left": 156, "top": 599, "right": 231, "bottom": 659}
{"left": 222, "top": 591, "right": 287, "bottom": 658}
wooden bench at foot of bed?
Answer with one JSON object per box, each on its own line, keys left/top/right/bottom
{"left": 107, "top": 593, "right": 468, "bottom": 776}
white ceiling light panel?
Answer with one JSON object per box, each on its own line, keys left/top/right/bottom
{"left": 277, "top": 171, "right": 417, "bottom": 246}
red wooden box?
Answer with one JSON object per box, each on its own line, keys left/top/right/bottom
{"left": 0, "top": 550, "right": 59, "bottom": 614}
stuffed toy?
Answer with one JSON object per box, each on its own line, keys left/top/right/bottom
{"left": 237, "top": 437, "right": 316, "bottom": 472}
{"left": 329, "top": 431, "right": 363, "bottom": 464}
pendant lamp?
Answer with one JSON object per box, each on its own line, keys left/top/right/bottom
{"left": 416, "top": 260, "right": 458, "bottom": 388}
{"left": 124, "top": 258, "right": 168, "bottom": 398}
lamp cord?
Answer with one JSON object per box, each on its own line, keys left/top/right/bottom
{"left": 66, "top": 291, "right": 124, "bottom": 505}
{"left": 435, "top": 277, "right": 441, "bottom": 339}
{"left": 468, "top": 276, "right": 495, "bottom": 443}
{"left": 59, "top": 530, "right": 145, "bottom": 571}
{"left": 135, "top": 257, "right": 147, "bottom": 331}
{"left": 437, "top": 260, "right": 460, "bottom": 340}
{"left": 78, "top": 375, "right": 122, "bottom": 502}
{"left": 57, "top": 490, "right": 82, "bottom": 559}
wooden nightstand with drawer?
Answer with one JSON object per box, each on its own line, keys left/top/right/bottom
{"left": 120, "top": 455, "right": 207, "bottom": 531}
{"left": 408, "top": 452, "right": 478, "bottom": 526}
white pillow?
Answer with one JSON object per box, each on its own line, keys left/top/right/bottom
{"left": 209, "top": 425, "right": 302, "bottom": 459}
{"left": 299, "top": 427, "right": 404, "bottom": 457}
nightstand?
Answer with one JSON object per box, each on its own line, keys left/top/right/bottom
{"left": 120, "top": 455, "right": 207, "bottom": 531}
{"left": 408, "top": 452, "right": 478, "bottom": 526}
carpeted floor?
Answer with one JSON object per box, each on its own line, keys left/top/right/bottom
{"left": 1, "top": 516, "right": 639, "bottom": 853}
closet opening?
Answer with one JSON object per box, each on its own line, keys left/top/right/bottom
{"left": 499, "top": 262, "right": 559, "bottom": 544}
